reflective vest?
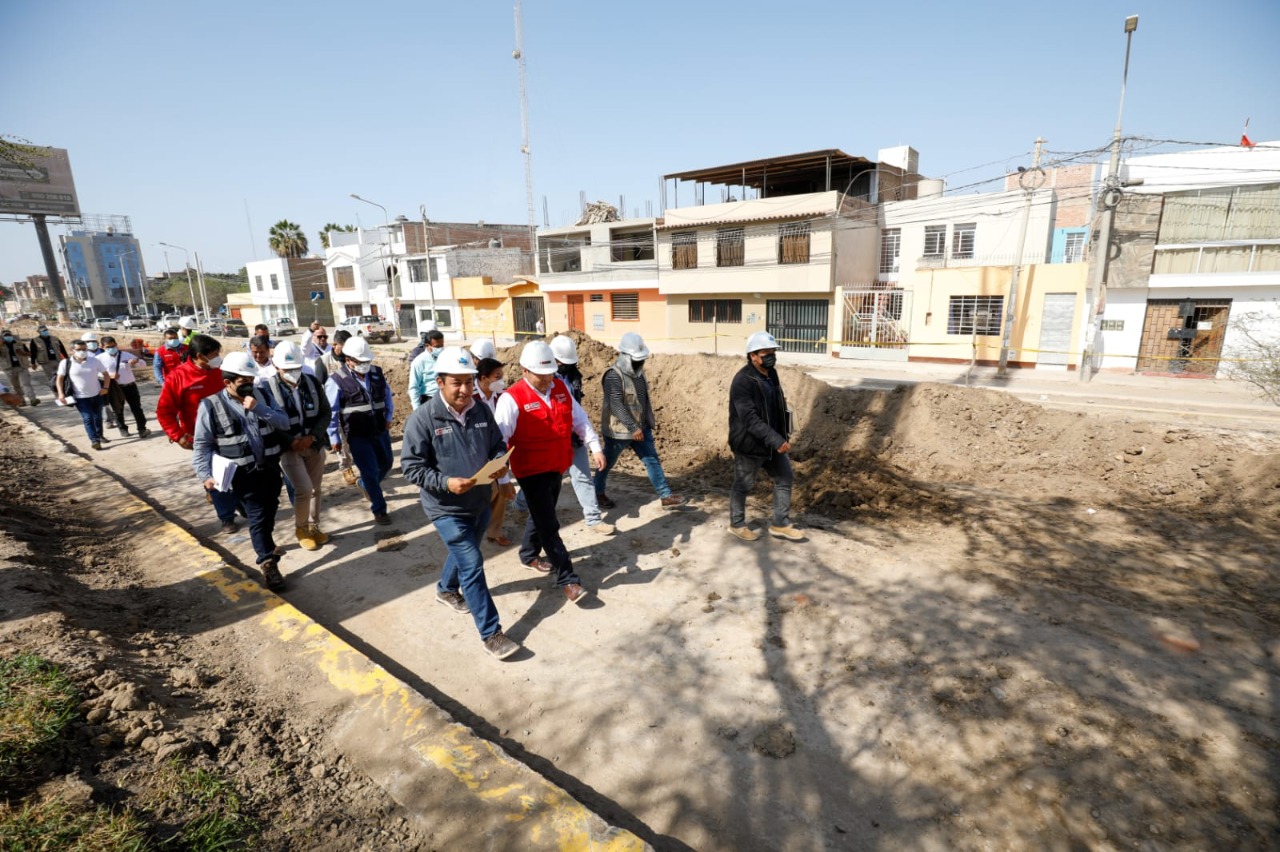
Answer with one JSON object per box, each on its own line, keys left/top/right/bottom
{"left": 200, "top": 392, "right": 282, "bottom": 467}
{"left": 600, "top": 366, "right": 652, "bottom": 440}
{"left": 331, "top": 367, "right": 388, "bottom": 439}
{"left": 156, "top": 344, "right": 188, "bottom": 377}
{"left": 263, "top": 372, "right": 323, "bottom": 436}
{"left": 505, "top": 377, "right": 573, "bottom": 478}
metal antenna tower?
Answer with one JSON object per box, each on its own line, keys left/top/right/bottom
{"left": 513, "top": 0, "right": 536, "bottom": 249}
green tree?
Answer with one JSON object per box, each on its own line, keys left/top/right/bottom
{"left": 318, "top": 223, "right": 355, "bottom": 249}
{"left": 268, "top": 220, "right": 309, "bottom": 258}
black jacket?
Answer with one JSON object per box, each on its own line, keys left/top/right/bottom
{"left": 729, "top": 362, "right": 788, "bottom": 459}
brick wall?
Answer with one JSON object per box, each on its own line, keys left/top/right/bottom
{"left": 1005, "top": 164, "right": 1097, "bottom": 228}
{"left": 403, "top": 221, "right": 532, "bottom": 254}
{"left": 446, "top": 248, "right": 533, "bottom": 282}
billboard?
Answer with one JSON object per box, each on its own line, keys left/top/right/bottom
{"left": 0, "top": 146, "right": 81, "bottom": 220}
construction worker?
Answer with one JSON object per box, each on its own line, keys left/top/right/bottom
{"left": 29, "top": 324, "right": 67, "bottom": 393}
{"left": 55, "top": 337, "right": 112, "bottom": 450}
{"left": 594, "top": 332, "right": 684, "bottom": 510}
{"left": 493, "top": 341, "right": 601, "bottom": 605}
{"left": 469, "top": 338, "right": 497, "bottom": 361}
{"left": 152, "top": 326, "right": 188, "bottom": 386}
{"left": 408, "top": 329, "right": 445, "bottom": 408}
{"left": 325, "top": 335, "right": 395, "bottom": 525}
{"left": 401, "top": 346, "right": 520, "bottom": 660}
{"left": 156, "top": 334, "right": 243, "bottom": 534}
{"left": 1, "top": 327, "right": 38, "bottom": 407}
{"left": 178, "top": 315, "right": 200, "bottom": 347}
{"left": 97, "top": 335, "right": 150, "bottom": 437}
{"left": 192, "top": 351, "right": 290, "bottom": 590}
{"left": 728, "top": 332, "right": 803, "bottom": 541}
{"left": 550, "top": 335, "right": 614, "bottom": 536}
{"left": 258, "top": 341, "right": 331, "bottom": 550}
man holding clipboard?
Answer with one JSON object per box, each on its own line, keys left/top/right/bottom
{"left": 400, "top": 347, "right": 520, "bottom": 660}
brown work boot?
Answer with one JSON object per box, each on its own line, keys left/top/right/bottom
{"left": 660, "top": 494, "right": 686, "bottom": 508}
{"left": 261, "top": 558, "right": 285, "bottom": 592}
{"left": 309, "top": 524, "right": 330, "bottom": 545}
{"left": 563, "top": 583, "right": 589, "bottom": 605}
{"left": 768, "top": 525, "right": 805, "bottom": 541}
{"left": 296, "top": 526, "right": 319, "bottom": 551}
{"left": 524, "top": 558, "right": 553, "bottom": 574}
{"left": 728, "top": 524, "right": 760, "bottom": 542}
{"left": 483, "top": 630, "right": 520, "bottom": 660}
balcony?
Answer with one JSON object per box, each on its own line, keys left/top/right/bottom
{"left": 1152, "top": 240, "right": 1280, "bottom": 275}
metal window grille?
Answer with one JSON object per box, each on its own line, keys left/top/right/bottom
{"left": 270, "top": 274, "right": 279, "bottom": 291}
{"left": 778, "top": 222, "right": 811, "bottom": 264}
{"left": 333, "top": 267, "right": 355, "bottom": 290}
{"left": 716, "top": 228, "right": 745, "bottom": 268}
{"left": 688, "top": 299, "right": 743, "bottom": 323}
{"left": 952, "top": 224, "right": 976, "bottom": 260}
{"left": 672, "top": 232, "right": 698, "bottom": 270}
{"left": 923, "top": 225, "right": 946, "bottom": 258}
{"left": 589, "top": 294, "right": 604, "bottom": 302}
{"left": 947, "top": 295, "right": 1003, "bottom": 335}
{"left": 407, "top": 258, "right": 439, "bottom": 283}
{"left": 1064, "top": 232, "right": 1085, "bottom": 263}
{"left": 879, "top": 229, "right": 901, "bottom": 273}
{"left": 611, "top": 292, "right": 640, "bottom": 321}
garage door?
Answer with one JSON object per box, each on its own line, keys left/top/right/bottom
{"left": 1037, "top": 293, "right": 1076, "bottom": 367}
{"left": 767, "top": 299, "right": 828, "bottom": 354}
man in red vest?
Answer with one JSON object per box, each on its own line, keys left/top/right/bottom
{"left": 493, "top": 340, "right": 604, "bottom": 605}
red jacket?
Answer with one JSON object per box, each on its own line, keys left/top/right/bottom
{"left": 505, "top": 377, "right": 574, "bottom": 478}
{"left": 155, "top": 343, "right": 188, "bottom": 379}
{"left": 156, "top": 359, "right": 223, "bottom": 444}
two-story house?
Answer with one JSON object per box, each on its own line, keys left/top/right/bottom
{"left": 243, "top": 257, "right": 327, "bottom": 328}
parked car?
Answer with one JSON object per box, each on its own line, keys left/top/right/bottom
{"left": 157, "top": 314, "right": 183, "bottom": 330}
{"left": 92, "top": 317, "right": 119, "bottom": 331}
{"left": 121, "top": 316, "right": 151, "bottom": 330}
{"left": 216, "top": 318, "right": 249, "bottom": 337}
{"left": 338, "top": 315, "right": 396, "bottom": 344}
{"left": 268, "top": 316, "right": 297, "bottom": 336}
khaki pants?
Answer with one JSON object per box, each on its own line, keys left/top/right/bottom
{"left": 280, "top": 446, "right": 327, "bottom": 528}
{"left": 5, "top": 364, "right": 36, "bottom": 404}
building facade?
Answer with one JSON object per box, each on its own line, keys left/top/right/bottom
{"left": 59, "top": 214, "right": 147, "bottom": 317}
{"left": 243, "top": 257, "right": 327, "bottom": 327}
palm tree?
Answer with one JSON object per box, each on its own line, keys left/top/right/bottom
{"left": 318, "top": 223, "right": 356, "bottom": 249}
{"left": 268, "top": 220, "right": 309, "bottom": 258}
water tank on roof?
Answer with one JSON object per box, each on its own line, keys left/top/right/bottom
{"left": 918, "top": 178, "right": 945, "bottom": 199}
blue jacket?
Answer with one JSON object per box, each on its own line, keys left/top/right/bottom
{"left": 400, "top": 394, "right": 507, "bottom": 520}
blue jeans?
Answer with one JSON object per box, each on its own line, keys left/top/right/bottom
{"left": 730, "top": 453, "right": 793, "bottom": 528}
{"left": 348, "top": 431, "right": 393, "bottom": 515}
{"left": 434, "top": 509, "right": 501, "bottom": 640}
{"left": 568, "top": 443, "right": 602, "bottom": 525}
{"left": 231, "top": 463, "right": 283, "bottom": 564}
{"left": 73, "top": 396, "right": 105, "bottom": 443}
{"left": 594, "top": 428, "right": 671, "bottom": 499}
{"left": 210, "top": 488, "right": 239, "bottom": 525}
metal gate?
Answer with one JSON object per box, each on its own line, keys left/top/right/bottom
{"left": 1137, "top": 298, "right": 1232, "bottom": 375}
{"left": 1036, "top": 292, "right": 1076, "bottom": 367}
{"left": 398, "top": 305, "right": 417, "bottom": 339}
{"left": 766, "top": 299, "right": 829, "bottom": 354}
{"left": 839, "top": 287, "right": 909, "bottom": 361}
{"left": 513, "top": 296, "right": 546, "bottom": 340}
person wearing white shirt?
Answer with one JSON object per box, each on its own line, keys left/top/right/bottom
{"left": 97, "top": 336, "right": 150, "bottom": 438}
{"left": 56, "top": 339, "right": 112, "bottom": 450}
{"left": 474, "top": 357, "right": 516, "bottom": 546}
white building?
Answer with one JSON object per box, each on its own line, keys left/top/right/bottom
{"left": 243, "top": 257, "right": 327, "bottom": 327}
{"left": 323, "top": 228, "right": 398, "bottom": 327}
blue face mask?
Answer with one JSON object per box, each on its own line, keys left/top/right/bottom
{"left": 105, "top": 347, "right": 119, "bottom": 356}
{"left": 165, "top": 339, "right": 180, "bottom": 350}
{"left": 39, "top": 330, "right": 49, "bottom": 337}
{"left": 2, "top": 335, "right": 13, "bottom": 343}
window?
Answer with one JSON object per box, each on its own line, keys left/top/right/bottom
{"left": 333, "top": 267, "right": 355, "bottom": 290}
{"left": 270, "top": 273, "right": 279, "bottom": 291}
{"left": 610, "top": 292, "right": 639, "bottom": 321}
{"left": 672, "top": 231, "right": 698, "bottom": 270}
{"left": 254, "top": 276, "right": 263, "bottom": 291}
{"left": 611, "top": 229, "right": 655, "bottom": 262}
{"left": 947, "top": 295, "right": 1003, "bottom": 335}
{"left": 923, "top": 225, "right": 947, "bottom": 258}
{"left": 689, "top": 299, "right": 742, "bottom": 323}
{"left": 408, "top": 258, "right": 439, "bottom": 283}
{"left": 879, "top": 229, "right": 901, "bottom": 274}
{"left": 716, "top": 228, "right": 744, "bottom": 268}
{"left": 778, "top": 222, "right": 810, "bottom": 264}
{"left": 1100, "top": 319, "right": 1125, "bottom": 332}
{"left": 418, "top": 307, "right": 453, "bottom": 328}
{"left": 589, "top": 294, "right": 603, "bottom": 302}
{"left": 952, "top": 224, "right": 976, "bottom": 259}
{"left": 1063, "top": 231, "right": 1085, "bottom": 263}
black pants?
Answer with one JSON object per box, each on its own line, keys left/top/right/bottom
{"left": 231, "top": 463, "right": 282, "bottom": 564}
{"left": 108, "top": 382, "right": 148, "bottom": 432}
{"left": 516, "top": 470, "right": 580, "bottom": 588}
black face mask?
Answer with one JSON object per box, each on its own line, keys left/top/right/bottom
{"left": 630, "top": 359, "right": 645, "bottom": 373}
{"left": 759, "top": 353, "right": 777, "bottom": 370}
{"left": 233, "top": 382, "right": 255, "bottom": 399}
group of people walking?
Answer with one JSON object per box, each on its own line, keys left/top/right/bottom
{"left": 8, "top": 318, "right": 801, "bottom": 661}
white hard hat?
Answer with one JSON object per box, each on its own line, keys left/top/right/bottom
{"left": 549, "top": 335, "right": 578, "bottom": 364}
{"left": 271, "top": 340, "right": 303, "bottom": 369}
{"left": 179, "top": 316, "right": 198, "bottom": 330}
{"left": 342, "top": 335, "right": 373, "bottom": 362}
{"left": 435, "top": 345, "right": 478, "bottom": 376}
{"left": 618, "top": 332, "right": 649, "bottom": 360}
{"left": 519, "top": 340, "right": 558, "bottom": 375}
{"left": 80, "top": 331, "right": 99, "bottom": 342}
{"left": 746, "top": 331, "right": 780, "bottom": 354}
{"left": 470, "top": 339, "right": 496, "bottom": 360}
{"left": 219, "top": 351, "right": 259, "bottom": 377}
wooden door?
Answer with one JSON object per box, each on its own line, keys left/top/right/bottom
{"left": 567, "top": 295, "right": 584, "bottom": 331}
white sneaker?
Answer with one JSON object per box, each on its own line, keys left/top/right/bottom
{"left": 587, "top": 522, "right": 616, "bottom": 536}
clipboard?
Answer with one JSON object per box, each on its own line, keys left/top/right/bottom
{"left": 211, "top": 454, "right": 239, "bottom": 492}
{"left": 472, "top": 449, "right": 513, "bottom": 483}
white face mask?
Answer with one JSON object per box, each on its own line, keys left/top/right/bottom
{"left": 85, "top": 342, "right": 99, "bottom": 351}
{"left": 280, "top": 367, "right": 302, "bottom": 385}
{"left": 72, "top": 350, "right": 88, "bottom": 361}
{"left": 205, "top": 354, "right": 223, "bottom": 370}
{"left": 351, "top": 361, "right": 372, "bottom": 375}
{"left": 488, "top": 379, "right": 505, "bottom": 394}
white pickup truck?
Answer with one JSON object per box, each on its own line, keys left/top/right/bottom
{"left": 339, "top": 314, "right": 396, "bottom": 344}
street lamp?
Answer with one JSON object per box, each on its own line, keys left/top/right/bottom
{"left": 159, "top": 242, "right": 203, "bottom": 320}
{"left": 350, "top": 193, "right": 398, "bottom": 326}
{"left": 1080, "top": 14, "right": 1139, "bottom": 382}
{"left": 116, "top": 248, "right": 140, "bottom": 315}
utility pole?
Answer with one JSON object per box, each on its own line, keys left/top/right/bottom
{"left": 513, "top": 0, "right": 537, "bottom": 250}
{"left": 1081, "top": 15, "right": 1139, "bottom": 382}
{"left": 997, "top": 138, "right": 1045, "bottom": 376}
{"left": 420, "top": 205, "right": 438, "bottom": 324}
{"left": 194, "top": 251, "right": 211, "bottom": 321}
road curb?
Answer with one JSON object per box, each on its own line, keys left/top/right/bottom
{"left": 4, "top": 405, "right": 649, "bottom": 851}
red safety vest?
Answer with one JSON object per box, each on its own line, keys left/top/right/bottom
{"left": 505, "top": 377, "right": 574, "bottom": 478}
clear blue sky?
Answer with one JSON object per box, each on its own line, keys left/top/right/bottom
{"left": 2, "top": 0, "right": 1277, "bottom": 286}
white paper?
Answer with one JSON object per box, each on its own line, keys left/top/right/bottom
{"left": 212, "top": 454, "right": 239, "bottom": 492}
{"left": 472, "top": 449, "right": 513, "bottom": 483}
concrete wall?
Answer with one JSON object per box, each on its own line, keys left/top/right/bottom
{"left": 543, "top": 288, "right": 665, "bottom": 348}
{"left": 657, "top": 220, "right": 835, "bottom": 295}
{"left": 1005, "top": 164, "right": 1096, "bottom": 228}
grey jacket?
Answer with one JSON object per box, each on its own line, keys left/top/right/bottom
{"left": 400, "top": 393, "right": 507, "bottom": 520}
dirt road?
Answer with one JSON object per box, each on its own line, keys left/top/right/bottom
{"left": 9, "top": 328, "right": 1279, "bottom": 849}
